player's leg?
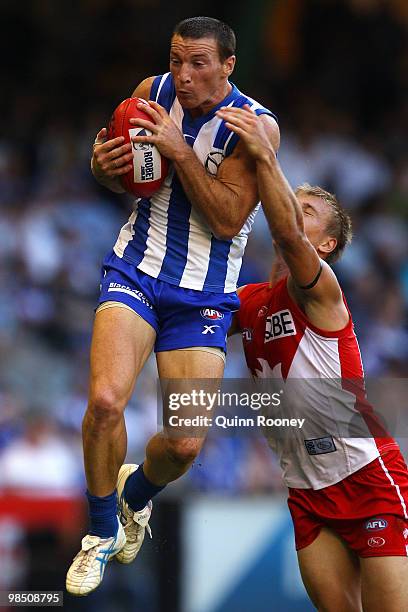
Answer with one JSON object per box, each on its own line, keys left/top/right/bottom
{"left": 83, "top": 305, "right": 156, "bottom": 496}
{"left": 144, "top": 347, "right": 225, "bottom": 484}
{"left": 133, "top": 283, "right": 235, "bottom": 486}
{"left": 297, "top": 527, "right": 362, "bottom": 612}
{"left": 115, "top": 347, "right": 224, "bottom": 565}
{"left": 360, "top": 556, "right": 408, "bottom": 611}
{"left": 119, "top": 347, "right": 224, "bottom": 509}
{"left": 355, "top": 450, "right": 408, "bottom": 610}
{"left": 66, "top": 305, "right": 156, "bottom": 595}
{"left": 115, "top": 283, "right": 233, "bottom": 564}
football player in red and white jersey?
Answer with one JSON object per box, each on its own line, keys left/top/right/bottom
{"left": 217, "top": 104, "right": 408, "bottom": 612}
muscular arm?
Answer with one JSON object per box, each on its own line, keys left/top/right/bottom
{"left": 91, "top": 77, "right": 155, "bottom": 193}
{"left": 131, "top": 103, "right": 280, "bottom": 240}
{"left": 217, "top": 106, "right": 349, "bottom": 330}
{"left": 172, "top": 116, "right": 280, "bottom": 239}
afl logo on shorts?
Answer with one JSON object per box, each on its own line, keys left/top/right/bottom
{"left": 365, "top": 518, "right": 388, "bottom": 531}
{"left": 200, "top": 308, "right": 224, "bottom": 321}
{"left": 368, "top": 537, "right": 385, "bottom": 547}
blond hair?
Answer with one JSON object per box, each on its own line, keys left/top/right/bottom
{"left": 295, "top": 183, "right": 353, "bottom": 264}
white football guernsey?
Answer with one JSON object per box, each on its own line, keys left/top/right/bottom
{"left": 113, "top": 73, "right": 275, "bottom": 293}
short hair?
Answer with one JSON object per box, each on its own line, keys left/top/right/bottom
{"left": 173, "top": 17, "right": 236, "bottom": 61}
{"left": 295, "top": 183, "right": 353, "bottom": 264}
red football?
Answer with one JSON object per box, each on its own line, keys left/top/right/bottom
{"left": 107, "top": 97, "right": 169, "bottom": 198}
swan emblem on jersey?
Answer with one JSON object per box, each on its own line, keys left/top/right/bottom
{"left": 205, "top": 150, "right": 225, "bottom": 176}
{"left": 254, "top": 359, "right": 283, "bottom": 379}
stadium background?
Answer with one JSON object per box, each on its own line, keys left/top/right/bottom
{"left": 0, "top": 0, "right": 407, "bottom": 610}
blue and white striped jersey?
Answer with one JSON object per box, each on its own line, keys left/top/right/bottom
{"left": 113, "top": 72, "right": 275, "bottom": 293}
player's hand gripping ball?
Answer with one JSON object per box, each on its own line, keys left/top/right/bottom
{"left": 107, "top": 97, "right": 169, "bottom": 198}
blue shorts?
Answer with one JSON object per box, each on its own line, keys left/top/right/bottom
{"left": 98, "top": 251, "right": 240, "bottom": 353}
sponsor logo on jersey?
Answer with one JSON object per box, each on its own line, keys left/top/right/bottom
{"left": 365, "top": 518, "right": 388, "bottom": 531}
{"left": 200, "top": 308, "right": 224, "bottom": 321}
{"left": 304, "top": 436, "right": 337, "bottom": 455}
{"left": 205, "top": 150, "right": 225, "bottom": 176}
{"left": 368, "top": 537, "right": 385, "bottom": 548}
{"left": 264, "top": 309, "right": 296, "bottom": 342}
{"left": 242, "top": 328, "right": 253, "bottom": 342}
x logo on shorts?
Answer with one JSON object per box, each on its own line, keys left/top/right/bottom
{"left": 202, "top": 325, "right": 220, "bottom": 335}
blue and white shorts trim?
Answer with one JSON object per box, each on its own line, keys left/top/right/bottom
{"left": 98, "top": 251, "right": 239, "bottom": 353}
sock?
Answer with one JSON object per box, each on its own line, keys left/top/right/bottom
{"left": 124, "top": 463, "right": 166, "bottom": 512}
{"left": 86, "top": 490, "right": 118, "bottom": 539}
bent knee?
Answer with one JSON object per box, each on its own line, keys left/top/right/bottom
{"left": 310, "top": 589, "right": 361, "bottom": 612}
{"left": 87, "top": 387, "right": 127, "bottom": 425}
{"left": 165, "top": 438, "right": 202, "bottom": 467}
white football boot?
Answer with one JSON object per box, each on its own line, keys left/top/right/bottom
{"left": 115, "top": 463, "right": 152, "bottom": 564}
{"left": 66, "top": 517, "right": 126, "bottom": 596}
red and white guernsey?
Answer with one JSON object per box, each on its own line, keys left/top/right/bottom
{"left": 238, "top": 278, "right": 398, "bottom": 490}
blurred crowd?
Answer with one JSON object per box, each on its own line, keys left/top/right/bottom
{"left": 0, "top": 0, "right": 407, "bottom": 499}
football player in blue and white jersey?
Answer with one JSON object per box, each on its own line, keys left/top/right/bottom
{"left": 66, "top": 16, "right": 279, "bottom": 595}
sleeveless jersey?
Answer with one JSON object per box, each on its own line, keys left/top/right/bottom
{"left": 113, "top": 73, "right": 275, "bottom": 293}
{"left": 238, "top": 279, "right": 398, "bottom": 489}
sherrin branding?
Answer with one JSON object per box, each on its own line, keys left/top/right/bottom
{"left": 106, "top": 97, "right": 169, "bottom": 197}
{"left": 129, "top": 128, "right": 162, "bottom": 183}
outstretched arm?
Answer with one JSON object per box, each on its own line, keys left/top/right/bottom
{"left": 216, "top": 105, "right": 349, "bottom": 328}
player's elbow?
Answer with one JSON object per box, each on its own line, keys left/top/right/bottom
{"left": 212, "top": 219, "right": 242, "bottom": 241}
{"left": 210, "top": 192, "right": 248, "bottom": 240}
{"left": 213, "top": 228, "right": 237, "bottom": 240}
